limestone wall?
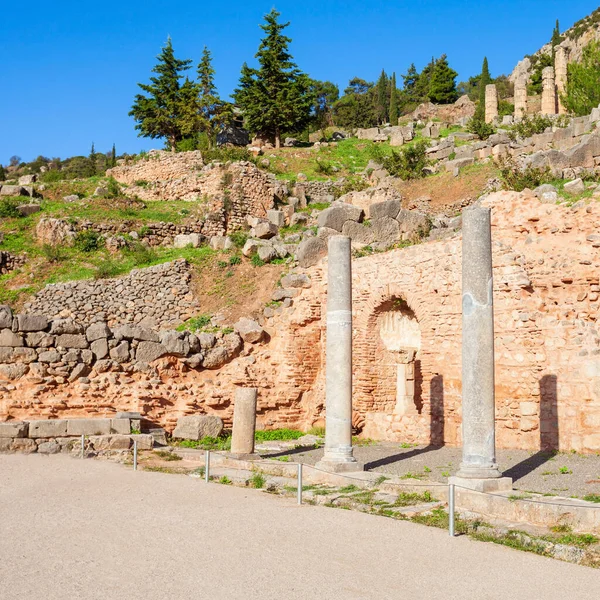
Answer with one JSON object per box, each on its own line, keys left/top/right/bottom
{"left": 0, "top": 251, "right": 26, "bottom": 275}
{"left": 24, "top": 259, "right": 199, "bottom": 328}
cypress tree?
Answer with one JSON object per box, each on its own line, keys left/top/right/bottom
{"left": 111, "top": 144, "right": 116, "bottom": 168}
{"left": 552, "top": 19, "right": 562, "bottom": 59}
{"left": 428, "top": 55, "right": 458, "bottom": 104}
{"left": 129, "top": 38, "right": 195, "bottom": 151}
{"left": 375, "top": 69, "right": 388, "bottom": 124}
{"left": 476, "top": 57, "right": 492, "bottom": 120}
{"left": 232, "top": 9, "right": 313, "bottom": 148}
{"left": 0, "top": 164, "right": 6, "bottom": 181}
{"left": 389, "top": 73, "right": 399, "bottom": 125}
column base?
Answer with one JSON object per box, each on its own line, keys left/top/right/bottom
{"left": 227, "top": 452, "right": 261, "bottom": 461}
{"left": 315, "top": 459, "right": 364, "bottom": 473}
{"left": 449, "top": 476, "right": 513, "bottom": 493}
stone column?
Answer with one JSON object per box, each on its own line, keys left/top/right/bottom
{"left": 452, "top": 207, "right": 511, "bottom": 492}
{"left": 541, "top": 66, "right": 557, "bottom": 115}
{"left": 514, "top": 77, "right": 528, "bottom": 121}
{"left": 485, "top": 84, "right": 498, "bottom": 124}
{"left": 230, "top": 387, "right": 258, "bottom": 458}
{"left": 555, "top": 46, "right": 568, "bottom": 115}
{"left": 315, "top": 235, "right": 361, "bottom": 472}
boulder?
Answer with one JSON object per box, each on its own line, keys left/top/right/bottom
{"left": 341, "top": 221, "right": 376, "bottom": 245}
{"left": 397, "top": 209, "right": 430, "bottom": 236}
{"left": 113, "top": 324, "right": 159, "bottom": 342}
{"left": 0, "top": 363, "right": 29, "bottom": 380}
{"left": 63, "top": 194, "right": 79, "bottom": 202}
{"left": 50, "top": 319, "right": 84, "bottom": 335}
{"left": 55, "top": 334, "right": 89, "bottom": 349}
{"left": 369, "top": 199, "right": 402, "bottom": 220}
{"left": 372, "top": 217, "right": 401, "bottom": 245}
{"left": 25, "top": 332, "right": 54, "bottom": 348}
{"left": 0, "top": 185, "right": 24, "bottom": 196}
{"left": 564, "top": 178, "right": 585, "bottom": 195}
{"left": 202, "top": 346, "right": 229, "bottom": 369}
{"left": 159, "top": 330, "right": 190, "bottom": 356}
{"left": 197, "top": 333, "right": 216, "bottom": 349}
{"left": 35, "top": 218, "right": 75, "bottom": 246}
{"left": 290, "top": 213, "right": 308, "bottom": 226}
{"left": 267, "top": 209, "right": 286, "bottom": 227}
{"left": 86, "top": 322, "right": 111, "bottom": 342}
{"left": 210, "top": 235, "right": 233, "bottom": 250}
{"left": 135, "top": 341, "right": 167, "bottom": 363}
{"left": 18, "top": 174, "right": 36, "bottom": 185}
{"left": 234, "top": 318, "right": 265, "bottom": 343}
{"left": 257, "top": 245, "right": 277, "bottom": 263}
{"left": 38, "top": 349, "right": 61, "bottom": 363}
{"left": 172, "top": 414, "right": 224, "bottom": 440}
{"left": 316, "top": 203, "right": 364, "bottom": 232}
{"left": 253, "top": 221, "right": 278, "bottom": 239}
{"left": 242, "top": 239, "right": 267, "bottom": 257}
{"left": 109, "top": 341, "right": 130, "bottom": 363}
{"left": 174, "top": 233, "right": 202, "bottom": 248}
{"left": 38, "top": 441, "right": 61, "bottom": 455}
{"left": 90, "top": 339, "right": 109, "bottom": 359}
{"left": 280, "top": 273, "right": 311, "bottom": 289}
{"left": 296, "top": 237, "right": 327, "bottom": 268}
{"left": 0, "top": 329, "right": 23, "bottom": 347}
{"left": 17, "top": 204, "right": 41, "bottom": 216}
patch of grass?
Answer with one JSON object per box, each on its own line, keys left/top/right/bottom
{"left": 306, "top": 426, "right": 325, "bottom": 437}
{"left": 339, "top": 484, "right": 360, "bottom": 494}
{"left": 218, "top": 476, "right": 232, "bottom": 485}
{"left": 374, "top": 475, "right": 389, "bottom": 485}
{"left": 250, "top": 471, "right": 266, "bottom": 489}
{"left": 399, "top": 442, "right": 417, "bottom": 449}
{"left": 154, "top": 450, "right": 182, "bottom": 462}
{"left": 251, "top": 253, "right": 265, "bottom": 267}
{"left": 399, "top": 471, "right": 426, "bottom": 481}
{"left": 269, "top": 456, "right": 291, "bottom": 462}
{"left": 172, "top": 436, "right": 232, "bottom": 451}
{"left": 352, "top": 436, "right": 376, "bottom": 447}
{"left": 177, "top": 314, "right": 212, "bottom": 333}
{"left": 583, "top": 494, "right": 600, "bottom": 503}
{"left": 395, "top": 491, "right": 435, "bottom": 506}
{"left": 255, "top": 429, "right": 305, "bottom": 442}
{"left": 559, "top": 466, "right": 573, "bottom": 475}
{"left": 508, "top": 494, "right": 533, "bottom": 502}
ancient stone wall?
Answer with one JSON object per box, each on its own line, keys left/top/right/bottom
{"left": 0, "top": 251, "right": 26, "bottom": 275}
{"left": 24, "top": 259, "right": 199, "bottom": 328}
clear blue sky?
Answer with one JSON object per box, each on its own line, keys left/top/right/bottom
{"left": 1, "top": 1, "right": 598, "bottom": 164}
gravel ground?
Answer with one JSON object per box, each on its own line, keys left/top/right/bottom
{"left": 1, "top": 454, "right": 599, "bottom": 600}
{"left": 264, "top": 443, "right": 600, "bottom": 498}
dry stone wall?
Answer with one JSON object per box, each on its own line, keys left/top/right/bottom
{"left": 25, "top": 259, "right": 199, "bottom": 328}
{"left": 0, "top": 251, "right": 26, "bottom": 275}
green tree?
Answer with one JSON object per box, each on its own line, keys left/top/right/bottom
{"left": 333, "top": 78, "right": 376, "bottom": 129}
{"left": 375, "top": 69, "right": 388, "bottom": 124}
{"left": 111, "top": 144, "right": 116, "bottom": 168}
{"left": 389, "top": 73, "right": 399, "bottom": 125}
{"left": 402, "top": 63, "right": 419, "bottom": 96}
{"left": 196, "top": 46, "right": 224, "bottom": 146}
{"left": 475, "top": 57, "right": 492, "bottom": 120}
{"left": 428, "top": 55, "right": 458, "bottom": 104}
{"left": 311, "top": 80, "right": 339, "bottom": 130}
{"left": 415, "top": 57, "right": 436, "bottom": 101}
{"left": 561, "top": 41, "right": 600, "bottom": 116}
{"left": 552, "top": 20, "right": 562, "bottom": 59}
{"left": 0, "top": 164, "right": 5, "bottom": 181}
{"left": 232, "top": 9, "right": 313, "bottom": 148}
{"left": 129, "top": 38, "right": 195, "bottom": 151}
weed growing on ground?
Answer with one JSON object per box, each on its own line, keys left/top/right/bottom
{"left": 250, "top": 472, "right": 266, "bottom": 489}
{"left": 395, "top": 491, "right": 435, "bottom": 506}
{"left": 559, "top": 466, "right": 573, "bottom": 475}
{"left": 583, "top": 494, "right": 600, "bottom": 503}
{"left": 255, "top": 429, "right": 305, "bottom": 442}
{"left": 154, "top": 450, "right": 182, "bottom": 462}
{"left": 218, "top": 476, "right": 232, "bottom": 485}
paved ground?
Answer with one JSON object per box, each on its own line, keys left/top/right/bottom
{"left": 1, "top": 454, "right": 598, "bottom": 600}
{"left": 273, "top": 443, "right": 600, "bottom": 498}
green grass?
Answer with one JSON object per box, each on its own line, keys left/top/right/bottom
{"left": 153, "top": 450, "right": 183, "bottom": 462}
{"left": 172, "top": 436, "right": 232, "bottom": 451}
{"left": 254, "top": 429, "right": 305, "bottom": 442}
{"left": 250, "top": 471, "right": 266, "bottom": 489}
{"left": 583, "top": 494, "right": 600, "bottom": 503}
{"left": 395, "top": 491, "right": 435, "bottom": 506}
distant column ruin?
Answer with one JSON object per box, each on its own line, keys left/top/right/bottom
{"left": 514, "top": 77, "right": 528, "bottom": 120}
{"left": 485, "top": 84, "right": 498, "bottom": 124}
{"left": 555, "top": 46, "right": 568, "bottom": 115}
{"left": 541, "top": 66, "right": 557, "bottom": 115}
{"left": 230, "top": 387, "right": 258, "bottom": 458}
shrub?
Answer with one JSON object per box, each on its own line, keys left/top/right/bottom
{"left": 251, "top": 253, "right": 265, "bottom": 267}
{"left": 179, "top": 314, "right": 212, "bottom": 332}
{"left": 39, "top": 169, "right": 64, "bottom": 183}
{"left": 498, "top": 100, "right": 515, "bottom": 117}
{"left": 229, "top": 255, "right": 241, "bottom": 266}
{"left": 202, "top": 147, "right": 253, "bottom": 163}
{"left": 41, "top": 244, "right": 66, "bottom": 263}
{"left": 510, "top": 114, "right": 553, "bottom": 140}
{"left": 124, "top": 242, "right": 157, "bottom": 266}
{"left": 74, "top": 230, "right": 104, "bottom": 252}
{"left": 0, "top": 198, "right": 21, "bottom": 218}
{"left": 94, "top": 260, "right": 121, "bottom": 279}
{"left": 382, "top": 140, "right": 429, "bottom": 180}
{"left": 335, "top": 175, "right": 369, "bottom": 198}
{"left": 229, "top": 230, "right": 248, "bottom": 249}
{"left": 466, "top": 117, "right": 496, "bottom": 140}
{"left": 315, "top": 158, "right": 335, "bottom": 175}
{"left": 104, "top": 177, "right": 122, "bottom": 199}
{"left": 562, "top": 41, "right": 600, "bottom": 116}
{"left": 497, "top": 155, "right": 553, "bottom": 191}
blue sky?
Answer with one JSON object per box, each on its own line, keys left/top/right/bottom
{"left": 0, "top": 1, "right": 598, "bottom": 164}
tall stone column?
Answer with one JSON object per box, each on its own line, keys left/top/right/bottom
{"left": 514, "top": 77, "right": 528, "bottom": 121}
{"left": 230, "top": 387, "right": 258, "bottom": 458}
{"left": 555, "top": 46, "right": 568, "bottom": 115}
{"left": 451, "top": 207, "right": 511, "bottom": 492}
{"left": 315, "top": 235, "right": 361, "bottom": 472}
{"left": 485, "top": 84, "right": 498, "bottom": 124}
{"left": 541, "top": 66, "right": 557, "bottom": 115}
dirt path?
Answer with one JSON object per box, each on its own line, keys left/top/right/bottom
{"left": 1, "top": 454, "right": 598, "bottom": 599}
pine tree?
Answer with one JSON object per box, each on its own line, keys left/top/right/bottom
{"left": 428, "top": 55, "right": 458, "bottom": 104}
{"left": 389, "top": 73, "right": 399, "bottom": 125}
{"left": 233, "top": 9, "right": 313, "bottom": 148}
{"left": 475, "top": 57, "right": 492, "bottom": 120}
{"left": 196, "top": 46, "right": 223, "bottom": 146}
{"left": 375, "top": 69, "right": 388, "bottom": 124}
{"left": 129, "top": 38, "right": 195, "bottom": 151}
{"left": 312, "top": 80, "right": 339, "bottom": 130}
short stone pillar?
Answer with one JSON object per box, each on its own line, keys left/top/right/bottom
{"left": 514, "top": 77, "right": 528, "bottom": 120}
{"left": 315, "top": 235, "right": 362, "bottom": 473}
{"left": 230, "top": 387, "right": 258, "bottom": 458}
{"left": 541, "top": 66, "right": 557, "bottom": 115}
{"left": 485, "top": 84, "right": 498, "bottom": 124}
{"left": 555, "top": 46, "right": 568, "bottom": 115}
{"left": 451, "top": 207, "right": 511, "bottom": 492}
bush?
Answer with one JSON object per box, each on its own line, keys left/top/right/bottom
{"left": 202, "top": 147, "right": 253, "bottom": 163}
{"left": 510, "top": 114, "right": 553, "bottom": 140}
{"left": 498, "top": 100, "right": 515, "bottom": 117}
{"left": 562, "top": 41, "right": 600, "bottom": 116}
{"left": 382, "top": 140, "right": 429, "bottom": 180}
{"left": 251, "top": 253, "right": 265, "bottom": 267}
{"left": 104, "top": 177, "right": 122, "bottom": 199}
{"left": 466, "top": 117, "right": 496, "bottom": 140}
{"left": 497, "top": 155, "right": 553, "bottom": 191}
{"left": 94, "top": 260, "right": 121, "bottom": 279}
{"left": 74, "top": 230, "right": 104, "bottom": 252}
{"left": 315, "top": 158, "right": 335, "bottom": 175}
{"left": 123, "top": 242, "right": 157, "bottom": 266}
{"left": 179, "top": 314, "right": 212, "bottom": 332}
{"left": 41, "top": 244, "right": 66, "bottom": 263}
{"left": 229, "top": 230, "right": 248, "bottom": 249}
{"left": 0, "top": 198, "right": 21, "bottom": 218}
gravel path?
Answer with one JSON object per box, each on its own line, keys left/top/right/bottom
{"left": 1, "top": 454, "right": 598, "bottom": 600}
{"left": 267, "top": 443, "right": 600, "bottom": 498}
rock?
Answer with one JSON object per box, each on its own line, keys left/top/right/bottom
{"left": 197, "top": 333, "right": 216, "bottom": 349}
{"left": 66, "top": 418, "right": 112, "bottom": 436}
{"left": 16, "top": 204, "right": 41, "bottom": 216}
{"left": 253, "top": 221, "right": 278, "bottom": 239}
{"left": 18, "top": 174, "right": 36, "bottom": 185}
{"left": 174, "top": 233, "right": 202, "bottom": 248}
{"left": 242, "top": 239, "right": 267, "bottom": 257}
{"left": 0, "top": 329, "right": 23, "bottom": 347}
{"left": 290, "top": 213, "right": 308, "bottom": 226}
{"left": 50, "top": 319, "right": 84, "bottom": 335}
{"left": 272, "top": 288, "right": 300, "bottom": 301}
{"left": 16, "top": 314, "right": 48, "bottom": 332}
{"left": 534, "top": 184, "right": 558, "bottom": 198}
{"left": 172, "top": 415, "right": 224, "bottom": 440}
{"left": 90, "top": 339, "right": 109, "bottom": 359}
{"left": 341, "top": 221, "right": 376, "bottom": 245}
{"left": 296, "top": 237, "right": 327, "bottom": 268}
{"left": 55, "top": 334, "right": 89, "bottom": 349}
{"left": 0, "top": 363, "right": 29, "bottom": 380}
{"left": 316, "top": 203, "right": 364, "bottom": 232}
{"left": 0, "top": 185, "right": 25, "bottom": 196}
{"left": 38, "top": 440, "right": 61, "bottom": 454}
{"left": 396, "top": 209, "right": 430, "bottom": 236}
{"left": 63, "top": 194, "right": 79, "bottom": 202}
{"left": 109, "top": 341, "right": 130, "bottom": 362}
{"left": 564, "top": 178, "right": 585, "bottom": 195}
{"left": 159, "top": 330, "right": 190, "bottom": 356}
{"left": 369, "top": 198, "right": 402, "bottom": 220}
{"left": 372, "top": 217, "right": 401, "bottom": 245}
{"left": 202, "top": 346, "right": 229, "bottom": 369}
{"left": 234, "top": 318, "right": 265, "bottom": 343}
{"left": 444, "top": 158, "right": 474, "bottom": 173}
{"left": 35, "top": 218, "right": 75, "bottom": 246}
{"left": 280, "top": 273, "right": 311, "bottom": 289}
{"left": 28, "top": 419, "right": 68, "bottom": 438}
{"left": 0, "top": 305, "right": 12, "bottom": 329}
{"left": 135, "top": 341, "right": 167, "bottom": 363}
{"left": 267, "top": 209, "right": 286, "bottom": 227}
{"left": 86, "top": 322, "right": 111, "bottom": 342}
{"left": 210, "top": 236, "right": 233, "bottom": 250}
{"left": 317, "top": 227, "right": 341, "bottom": 240}
{"left": 68, "top": 363, "right": 90, "bottom": 382}
{"left": 0, "top": 421, "right": 28, "bottom": 438}
{"left": 257, "top": 245, "right": 277, "bottom": 263}
{"left": 113, "top": 325, "right": 159, "bottom": 343}
{"left": 38, "top": 349, "right": 61, "bottom": 363}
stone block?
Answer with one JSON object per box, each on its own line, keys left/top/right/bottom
{"left": 66, "top": 418, "right": 112, "bottom": 436}
{"left": 252, "top": 222, "right": 278, "bottom": 239}
{"left": 296, "top": 237, "right": 327, "bottom": 268}
{"left": 113, "top": 325, "right": 159, "bottom": 343}
{"left": 0, "top": 185, "right": 24, "bottom": 196}
{"left": 372, "top": 217, "right": 401, "bottom": 245}
{"left": 0, "top": 421, "right": 28, "bottom": 438}
{"left": 564, "top": 178, "right": 585, "bottom": 195}
{"left": 16, "top": 204, "right": 41, "bottom": 216}
{"left": 110, "top": 341, "right": 130, "bottom": 362}
{"left": 267, "top": 209, "right": 285, "bottom": 227}
{"left": 257, "top": 245, "right": 277, "bottom": 263}
{"left": 11, "top": 438, "right": 37, "bottom": 453}
{"left": 234, "top": 318, "right": 265, "bottom": 344}
{"left": 316, "top": 203, "right": 363, "bottom": 232}
{"left": 135, "top": 341, "right": 167, "bottom": 363}
{"left": 25, "top": 332, "right": 54, "bottom": 348}
{"left": 341, "top": 221, "right": 376, "bottom": 245}
{"left": 448, "top": 476, "right": 513, "bottom": 493}
{"left": 16, "top": 314, "right": 48, "bottom": 332}
{"left": 0, "top": 305, "right": 12, "bottom": 329}
{"left": 85, "top": 322, "right": 111, "bottom": 342}
{"left": 280, "top": 273, "right": 311, "bottom": 289}
{"left": 29, "top": 419, "right": 68, "bottom": 438}
{"left": 38, "top": 349, "right": 61, "bottom": 363}
{"left": 90, "top": 338, "right": 109, "bottom": 359}
{"left": 37, "top": 440, "right": 61, "bottom": 454}
{"left": 0, "top": 363, "right": 29, "bottom": 380}
{"left": 55, "top": 334, "right": 89, "bottom": 349}
{"left": 209, "top": 235, "right": 233, "bottom": 250}
{"left": 110, "top": 419, "right": 131, "bottom": 435}
{"left": 131, "top": 434, "right": 154, "bottom": 450}
{"left": 444, "top": 158, "right": 474, "bottom": 173}
{"left": 0, "top": 329, "right": 23, "bottom": 347}
{"left": 368, "top": 199, "right": 401, "bottom": 220}
{"left": 172, "top": 415, "right": 224, "bottom": 441}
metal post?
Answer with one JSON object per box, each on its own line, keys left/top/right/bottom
{"left": 449, "top": 484, "right": 456, "bottom": 537}
{"left": 297, "top": 463, "right": 303, "bottom": 505}
{"left": 133, "top": 439, "right": 138, "bottom": 471}
{"left": 205, "top": 450, "right": 210, "bottom": 483}
{"left": 80, "top": 434, "right": 85, "bottom": 459}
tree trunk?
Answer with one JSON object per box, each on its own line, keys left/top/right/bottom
{"left": 275, "top": 128, "right": 281, "bottom": 149}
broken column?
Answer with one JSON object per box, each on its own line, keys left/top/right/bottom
{"left": 555, "top": 46, "right": 568, "bottom": 115}
{"left": 451, "top": 207, "right": 511, "bottom": 492}
{"left": 541, "top": 66, "right": 557, "bottom": 115}
{"left": 315, "top": 235, "right": 361, "bottom": 472}
{"left": 514, "top": 77, "right": 528, "bottom": 120}
{"left": 485, "top": 84, "right": 498, "bottom": 124}
{"left": 230, "top": 387, "right": 258, "bottom": 458}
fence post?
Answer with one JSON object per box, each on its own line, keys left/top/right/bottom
{"left": 80, "top": 434, "right": 85, "bottom": 459}
{"left": 133, "top": 439, "right": 138, "bottom": 471}
{"left": 205, "top": 450, "right": 210, "bottom": 483}
{"left": 449, "top": 483, "right": 456, "bottom": 537}
{"left": 297, "top": 463, "right": 303, "bottom": 505}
